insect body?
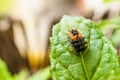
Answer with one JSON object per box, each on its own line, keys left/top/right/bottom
{"left": 67, "top": 29, "right": 87, "bottom": 52}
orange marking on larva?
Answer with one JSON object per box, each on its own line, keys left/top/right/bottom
{"left": 67, "top": 32, "right": 77, "bottom": 40}
{"left": 78, "top": 33, "right": 83, "bottom": 38}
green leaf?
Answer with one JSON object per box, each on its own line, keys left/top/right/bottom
{"left": 106, "top": 56, "right": 120, "bottom": 80}
{"left": 107, "top": 69, "right": 120, "bottom": 80}
{"left": 50, "top": 15, "right": 119, "bottom": 80}
{"left": 118, "top": 56, "right": 120, "bottom": 66}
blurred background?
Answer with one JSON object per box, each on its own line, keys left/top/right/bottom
{"left": 0, "top": 0, "right": 120, "bottom": 80}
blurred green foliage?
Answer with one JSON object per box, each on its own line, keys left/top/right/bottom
{"left": 28, "top": 67, "right": 50, "bottom": 80}
{"left": 13, "top": 69, "right": 29, "bottom": 80}
{"left": 0, "top": 0, "right": 15, "bottom": 14}
{"left": 0, "top": 59, "right": 50, "bottom": 80}
{"left": 0, "top": 59, "right": 12, "bottom": 80}
{"left": 97, "top": 16, "right": 120, "bottom": 46}
{"left": 104, "top": 0, "right": 120, "bottom": 3}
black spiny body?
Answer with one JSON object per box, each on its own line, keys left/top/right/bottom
{"left": 67, "top": 29, "right": 87, "bottom": 52}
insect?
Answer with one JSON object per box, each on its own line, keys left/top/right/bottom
{"left": 67, "top": 29, "right": 87, "bottom": 52}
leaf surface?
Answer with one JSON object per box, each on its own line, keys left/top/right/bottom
{"left": 50, "top": 15, "right": 119, "bottom": 80}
